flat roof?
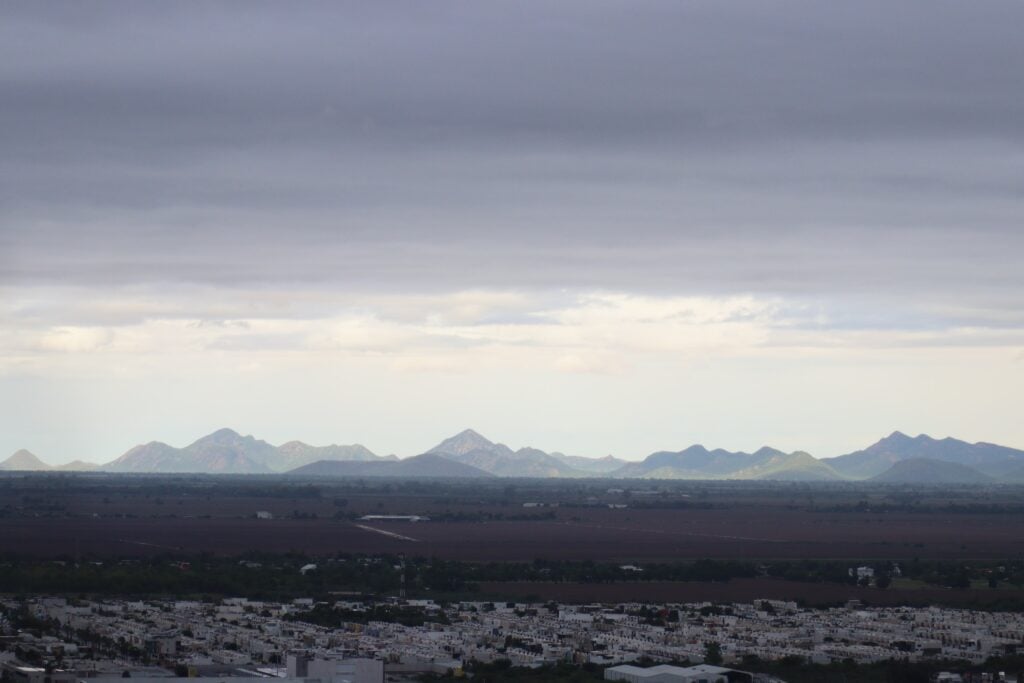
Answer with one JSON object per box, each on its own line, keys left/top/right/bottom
{"left": 607, "top": 664, "right": 735, "bottom": 677}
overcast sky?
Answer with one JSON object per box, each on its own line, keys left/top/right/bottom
{"left": 2, "top": 1, "right": 1023, "bottom": 463}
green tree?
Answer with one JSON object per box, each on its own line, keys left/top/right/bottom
{"left": 703, "top": 641, "right": 723, "bottom": 665}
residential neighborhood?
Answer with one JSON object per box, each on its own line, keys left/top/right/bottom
{"left": 3, "top": 595, "right": 1022, "bottom": 683}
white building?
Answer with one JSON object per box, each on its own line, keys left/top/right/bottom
{"left": 287, "top": 655, "right": 383, "bottom": 683}
{"left": 605, "top": 663, "right": 751, "bottom": 683}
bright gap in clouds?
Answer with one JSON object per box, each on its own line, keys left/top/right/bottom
{"left": 1, "top": 287, "right": 1022, "bottom": 464}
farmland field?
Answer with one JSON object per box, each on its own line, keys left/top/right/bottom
{"left": 2, "top": 473, "right": 1022, "bottom": 562}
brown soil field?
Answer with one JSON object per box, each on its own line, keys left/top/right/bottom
{"left": 2, "top": 505, "right": 1022, "bottom": 561}
{"left": 475, "top": 578, "right": 1024, "bottom": 607}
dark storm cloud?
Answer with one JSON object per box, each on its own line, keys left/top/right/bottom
{"left": 2, "top": 1, "right": 1023, "bottom": 304}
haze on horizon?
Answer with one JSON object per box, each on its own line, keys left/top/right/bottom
{"left": 2, "top": 1, "right": 1023, "bottom": 465}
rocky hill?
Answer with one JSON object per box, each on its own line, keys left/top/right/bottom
{"left": 0, "top": 449, "right": 51, "bottom": 471}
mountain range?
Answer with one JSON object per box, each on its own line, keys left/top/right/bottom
{"left": 0, "top": 449, "right": 99, "bottom": 472}
{"left": 99, "top": 428, "right": 390, "bottom": 474}
{"left": 425, "top": 430, "right": 591, "bottom": 478}
{"left": 819, "top": 431, "right": 1024, "bottom": 479}
{"left": 5, "top": 428, "right": 1024, "bottom": 484}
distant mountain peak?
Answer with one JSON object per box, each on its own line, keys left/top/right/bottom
{"left": 453, "top": 428, "right": 490, "bottom": 442}
{"left": 207, "top": 427, "right": 244, "bottom": 440}
{"left": 430, "top": 428, "right": 501, "bottom": 456}
{"left": 180, "top": 428, "right": 253, "bottom": 449}
{"left": 187, "top": 428, "right": 273, "bottom": 452}
{"left": 1, "top": 449, "right": 51, "bottom": 471}
{"left": 882, "top": 430, "right": 936, "bottom": 444}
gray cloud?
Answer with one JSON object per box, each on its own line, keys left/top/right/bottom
{"left": 2, "top": 1, "right": 1023, "bottom": 308}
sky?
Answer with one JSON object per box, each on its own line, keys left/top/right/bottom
{"left": 2, "top": 1, "right": 1024, "bottom": 464}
